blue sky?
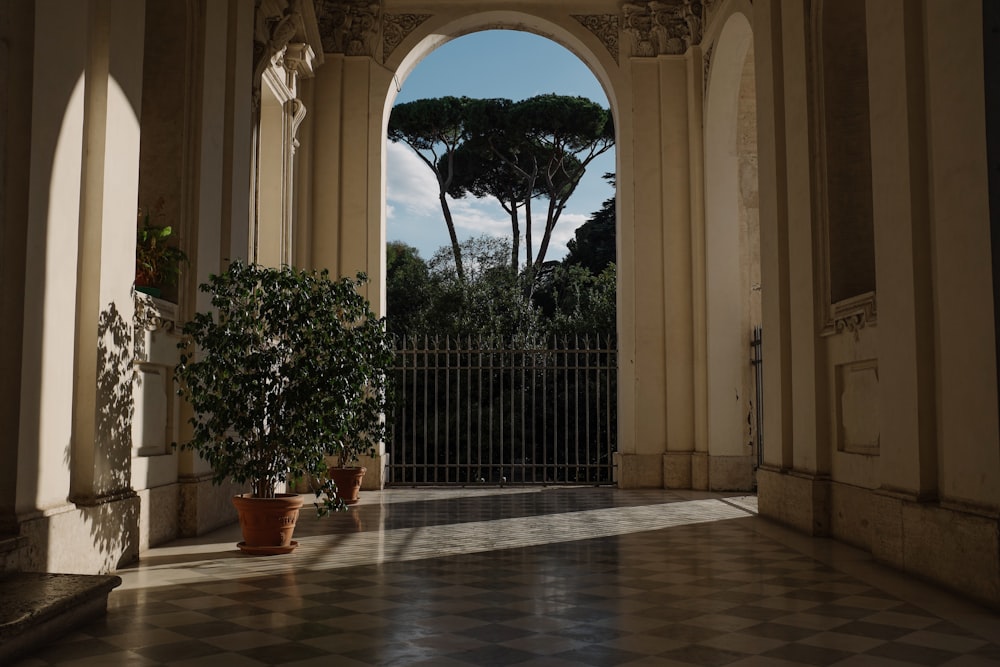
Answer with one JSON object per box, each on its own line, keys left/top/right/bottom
{"left": 386, "top": 30, "right": 615, "bottom": 263}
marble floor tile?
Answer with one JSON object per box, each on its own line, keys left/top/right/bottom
{"left": 12, "top": 488, "right": 1000, "bottom": 666}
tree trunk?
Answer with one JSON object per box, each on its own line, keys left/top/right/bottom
{"left": 439, "top": 191, "right": 466, "bottom": 283}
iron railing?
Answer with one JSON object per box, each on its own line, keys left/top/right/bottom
{"left": 389, "top": 335, "right": 617, "bottom": 486}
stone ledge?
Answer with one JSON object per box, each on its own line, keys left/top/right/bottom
{"left": 0, "top": 572, "right": 121, "bottom": 664}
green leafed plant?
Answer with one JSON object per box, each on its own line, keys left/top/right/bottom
{"left": 136, "top": 207, "right": 188, "bottom": 288}
{"left": 174, "top": 260, "right": 394, "bottom": 515}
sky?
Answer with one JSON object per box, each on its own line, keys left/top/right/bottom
{"left": 386, "top": 30, "right": 616, "bottom": 263}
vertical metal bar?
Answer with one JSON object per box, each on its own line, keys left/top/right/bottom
{"left": 546, "top": 338, "right": 552, "bottom": 481}
{"left": 465, "top": 336, "right": 471, "bottom": 484}
{"left": 604, "top": 338, "right": 618, "bottom": 482}
{"left": 420, "top": 336, "right": 427, "bottom": 484}
{"left": 531, "top": 341, "right": 538, "bottom": 483}
{"left": 584, "top": 335, "right": 591, "bottom": 483}
{"left": 506, "top": 344, "right": 512, "bottom": 484}
{"left": 489, "top": 340, "right": 495, "bottom": 482}
{"left": 520, "top": 344, "right": 526, "bottom": 484}
{"left": 562, "top": 337, "right": 569, "bottom": 482}
{"left": 434, "top": 336, "right": 442, "bottom": 483}
{"left": 476, "top": 336, "right": 486, "bottom": 479}
{"left": 752, "top": 326, "right": 764, "bottom": 471}
{"left": 397, "top": 336, "right": 404, "bottom": 485}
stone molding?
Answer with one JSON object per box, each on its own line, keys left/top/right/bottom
{"left": 253, "top": 0, "right": 306, "bottom": 111}
{"left": 289, "top": 98, "right": 307, "bottom": 153}
{"left": 572, "top": 14, "right": 620, "bottom": 64}
{"left": 623, "top": 0, "right": 704, "bottom": 57}
{"left": 384, "top": 13, "right": 431, "bottom": 59}
{"left": 824, "top": 291, "right": 877, "bottom": 338}
{"left": 134, "top": 293, "right": 176, "bottom": 335}
{"left": 281, "top": 42, "right": 316, "bottom": 78}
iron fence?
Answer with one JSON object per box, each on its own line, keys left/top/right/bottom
{"left": 389, "top": 335, "right": 617, "bottom": 486}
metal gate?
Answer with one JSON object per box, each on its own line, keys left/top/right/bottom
{"left": 750, "top": 326, "right": 764, "bottom": 471}
{"left": 388, "top": 336, "right": 617, "bottom": 485}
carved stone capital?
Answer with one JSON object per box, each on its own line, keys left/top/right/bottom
{"left": 623, "top": 0, "right": 703, "bottom": 57}
{"left": 282, "top": 42, "right": 316, "bottom": 78}
{"left": 384, "top": 13, "right": 430, "bottom": 60}
{"left": 316, "top": 0, "right": 381, "bottom": 57}
{"left": 573, "top": 14, "right": 620, "bottom": 64}
{"left": 253, "top": 0, "right": 306, "bottom": 111}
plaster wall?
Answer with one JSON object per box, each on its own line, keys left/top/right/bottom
{"left": 0, "top": 0, "right": 32, "bottom": 531}
{"left": 924, "top": 0, "right": 1000, "bottom": 511}
{"left": 754, "top": 0, "right": 1000, "bottom": 606}
{"left": 703, "top": 7, "right": 758, "bottom": 488}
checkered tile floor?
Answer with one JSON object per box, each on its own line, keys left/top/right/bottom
{"left": 14, "top": 488, "right": 1000, "bottom": 666}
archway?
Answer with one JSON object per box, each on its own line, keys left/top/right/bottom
{"left": 704, "top": 9, "right": 759, "bottom": 489}
{"left": 302, "top": 1, "right": 713, "bottom": 490}
{"left": 382, "top": 28, "right": 619, "bottom": 485}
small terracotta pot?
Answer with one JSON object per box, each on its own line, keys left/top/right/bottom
{"left": 328, "top": 466, "right": 367, "bottom": 505}
{"left": 232, "top": 493, "right": 304, "bottom": 555}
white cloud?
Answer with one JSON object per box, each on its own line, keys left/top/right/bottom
{"left": 450, "top": 198, "right": 511, "bottom": 238}
{"left": 386, "top": 142, "right": 440, "bottom": 218}
{"left": 547, "top": 212, "right": 587, "bottom": 259}
{"left": 387, "top": 140, "right": 598, "bottom": 262}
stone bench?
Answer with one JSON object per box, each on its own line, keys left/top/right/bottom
{"left": 0, "top": 572, "right": 121, "bottom": 664}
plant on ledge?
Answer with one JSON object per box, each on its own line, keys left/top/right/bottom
{"left": 174, "top": 260, "right": 394, "bottom": 553}
{"left": 135, "top": 205, "right": 188, "bottom": 297}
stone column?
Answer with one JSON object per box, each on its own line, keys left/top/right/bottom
{"left": 0, "top": 0, "right": 33, "bottom": 539}
{"left": 71, "top": 0, "right": 146, "bottom": 508}
{"left": 617, "top": 2, "right": 698, "bottom": 490}
{"left": 755, "top": 0, "right": 831, "bottom": 535}
{"left": 309, "top": 54, "right": 389, "bottom": 312}
{"left": 176, "top": 0, "right": 262, "bottom": 537}
{"left": 12, "top": 0, "right": 146, "bottom": 572}
{"left": 865, "top": 0, "right": 937, "bottom": 500}
{"left": 924, "top": 0, "right": 998, "bottom": 514}
{"left": 307, "top": 47, "right": 393, "bottom": 486}
{"left": 754, "top": 0, "right": 794, "bottom": 476}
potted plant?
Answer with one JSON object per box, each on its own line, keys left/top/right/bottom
{"left": 174, "top": 260, "right": 394, "bottom": 554}
{"left": 327, "top": 437, "right": 375, "bottom": 505}
{"left": 135, "top": 204, "right": 188, "bottom": 298}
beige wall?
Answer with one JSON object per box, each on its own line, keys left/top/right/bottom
{"left": 1, "top": 0, "right": 262, "bottom": 573}
{"left": 754, "top": 0, "right": 1000, "bottom": 606}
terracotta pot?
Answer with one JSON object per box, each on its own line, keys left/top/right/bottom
{"left": 231, "top": 493, "right": 304, "bottom": 555}
{"left": 328, "top": 466, "right": 367, "bottom": 505}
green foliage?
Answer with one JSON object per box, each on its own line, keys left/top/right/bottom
{"left": 387, "top": 234, "right": 616, "bottom": 343}
{"left": 426, "top": 236, "right": 539, "bottom": 341}
{"left": 566, "top": 173, "right": 616, "bottom": 275}
{"left": 136, "top": 207, "right": 188, "bottom": 288}
{"left": 533, "top": 263, "right": 617, "bottom": 339}
{"left": 386, "top": 242, "right": 432, "bottom": 336}
{"left": 175, "top": 261, "right": 394, "bottom": 515}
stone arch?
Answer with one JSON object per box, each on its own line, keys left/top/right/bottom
{"left": 703, "top": 7, "right": 758, "bottom": 488}
{"left": 382, "top": 11, "right": 622, "bottom": 120}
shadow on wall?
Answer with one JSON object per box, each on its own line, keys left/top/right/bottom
{"left": 51, "top": 302, "right": 140, "bottom": 572}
